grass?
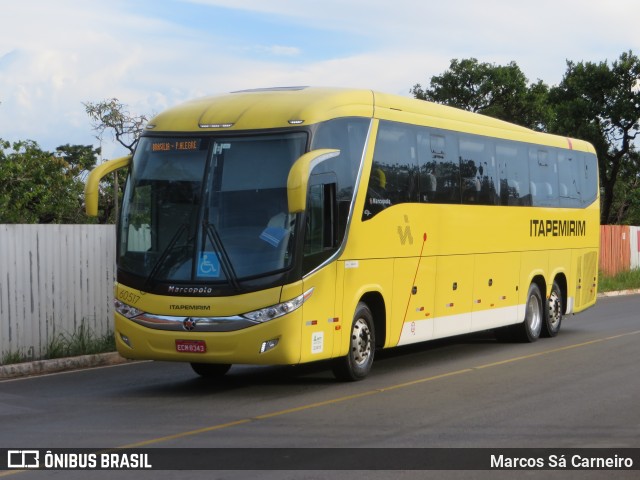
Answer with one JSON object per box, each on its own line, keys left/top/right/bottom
{"left": 1, "top": 321, "right": 115, "bottom": 366}
{"left": 599, "top": 268, "right": 640, "bottom": 293}
{"left": 45, "top": 322, "right": 115, "bottom": 359}
{"left": 0, "top": 350, "right": 28, "bottom": 365}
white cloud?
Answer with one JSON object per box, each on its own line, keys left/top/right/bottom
{"left": 253, "top": 45, "right": 301, "bottom": 57}
{"left": 0, "top": 0, "right": 638, "bottom": 157}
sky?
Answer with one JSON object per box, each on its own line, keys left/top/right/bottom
{"left": 1, "top": 0, "right": 638, "bottom": 159}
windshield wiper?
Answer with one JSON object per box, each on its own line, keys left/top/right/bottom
{"left": 143, "top": 223, "right": 188, "bottom": 289}
{"left": 203, "top": 221, "right": 242, "bottom": 293}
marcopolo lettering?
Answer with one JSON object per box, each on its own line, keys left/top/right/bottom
{"left": 530, "top": 219, "right": 586, "bottom": 237}
{"left": 167, "top": 285, "right": 213, "bottom": 295}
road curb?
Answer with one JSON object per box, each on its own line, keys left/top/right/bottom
{"left": 0, "top": 352, "right": 133, "bottom": 380}
{"left": 598, "top": 288, "right": 640, "bottom": 297}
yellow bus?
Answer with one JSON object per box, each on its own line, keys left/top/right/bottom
{"left": 85, "top": 87, "right": 600, "bottom": 381}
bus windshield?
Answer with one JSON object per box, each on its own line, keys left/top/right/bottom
{"left": 118, "top": 133, "right": 307, "bottom": 287}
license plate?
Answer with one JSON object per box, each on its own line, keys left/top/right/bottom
{"left": 175, "top": 340, "right": 207, "bottom": 353}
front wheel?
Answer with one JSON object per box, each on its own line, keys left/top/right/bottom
{"left": 332, "top": 302, "right": 375, "bottom": 381}
{"left": 190, "top": 363, "right": 231, "bottom": 378}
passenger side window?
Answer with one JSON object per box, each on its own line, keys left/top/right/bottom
{"left": 311, "top": 117, "right": 370, "bottom": 236}
{"left": 460, "top": 136, "right": 498, "bottom": 205}
{"left": 417, "top": 132, "right": 461, "bottom": 204}
{"left": 580, "top": 153, "right": 599, "bottom": 206}
{"left": 359, "top": 121, "right": 596, "bottom": 215}
{"left": 496, "top": 142, "right": 531, "bottom": 206}
{"left": 558, "top": 152, "right": 582, "bottom": 207}
{"left": 363, "top": 121, "right": 418, "bottom": 220}
{"left": 529, "top": 148, "right": 559, "bottom": 207}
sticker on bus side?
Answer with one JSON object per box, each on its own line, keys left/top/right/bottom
{"left": 311, "top": 332, "right": 324, "bottom": 354}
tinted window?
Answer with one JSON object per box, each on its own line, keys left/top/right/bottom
{"left": 558, "top": 151, "right": 582, "bottom": 207}
{"left": 360, "top": 121, "right": 597, "bottom": 216}
{"left": 311, "top": 117, "right": 370, "bottom": 235}
{"left": 417, "top": 132, "right": 461, "bottom": 204}
{"left": 460, "top": 136, "right": 498, "bottom": 205}
{"left": 496, "top": 142, "right": 531, "bottom": 206}
{"left": 581, "top": 153, "right": 599, "bottom": 206}
{"left": 363, "top": 121, "right": 418, "bottom": 220}
{"left": 529, "top": 148, "right": 559, "bottom": 207}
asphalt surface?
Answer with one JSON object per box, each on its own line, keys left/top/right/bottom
{"left": 1, "top": 293, "right": 639, "bottom": 479}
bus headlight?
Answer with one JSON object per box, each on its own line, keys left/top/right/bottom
{"left": 115, "top": 299, "right": 144, "bottom": 319}
{"left": 242, "top": 288, "right": 314, "bottom": 323}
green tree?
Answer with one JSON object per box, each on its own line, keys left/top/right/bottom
{"left": 548, "top": 51, "right": 640, "bottom": 224}
{"left": 84, "top": 98, "right": 149, "bottom": 154}
{"left": 84, "top": 98, "right": 149, "bottom": 223}
{"left": 0, "top": 139, "right": 100, "bottom": 223}
{"left": 611, "top": 154, "right": 640, "bottom": 224}
{"left": 411, "top": 58, "right": 552, "bottom": 130}
{"left": 412, "top": 53, "right": 640, "bottom": 224}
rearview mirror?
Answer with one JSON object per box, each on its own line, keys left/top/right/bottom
{"left": 84, "top": 155, "right": 132, "bottom": 216}
{"left": 287, "top": 149, "right": 340, "bottom": 213}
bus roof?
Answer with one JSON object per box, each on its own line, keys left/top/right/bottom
{"left": 146, "top": 86, "right": 595, "bottom": 153}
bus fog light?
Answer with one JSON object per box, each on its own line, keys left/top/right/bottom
{"left": 260, "top": 338, "right": 279, "bottom": 354}
{"left": 120, "top": 333, "right": 133, "bottom": 348}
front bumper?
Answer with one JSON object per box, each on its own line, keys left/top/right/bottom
{"left": 114, "top": 310, "right": 303, "bottom": 365}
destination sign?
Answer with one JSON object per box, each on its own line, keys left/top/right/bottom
{"left": 151, "top": 139, "right": 200, "bottom": 152}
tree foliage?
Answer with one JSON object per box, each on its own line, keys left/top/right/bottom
{"left": 548, "top": 51, "right": 640, "bottom": 224}
{"left": 412, "top": 52, "right": 640, "bottom": 224}
{"left": 84, "top": 98, "right": 150, "bottom": 224}
{"left": 0, "top": 139, "right": 100, "bottom": 223}
{"left": 411, "top": 58, "right": 552, "bottom": 130}
{"left": 84, "top": 98, "right": 149, "bottom": 154}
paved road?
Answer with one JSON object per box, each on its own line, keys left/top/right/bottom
{"left": 1, "top": 294, "right": 639, "bottom": 479}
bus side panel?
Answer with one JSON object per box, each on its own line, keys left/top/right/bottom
{"left": 471, "top": 252, "right": 520, "bottom": 331}
{"left": 299, "top": 263, "right": 338, "bottom": 364}
{"left": 338, "top": 258, "right": 394, "bottom": 355}
{"left": 433, "top": 255, "right": 474, "bottom": 338}
{"left": 394, "top": 256, "right": 437, "bottom": 346}
{"left": 572, "top": 248, "right": 598, "bottom": 313}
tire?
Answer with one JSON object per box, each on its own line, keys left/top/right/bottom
{"left": 542, "top": 281, "right": 563, "bottom": 338}
{"left": 496, "top": 283, "right": 543, "bottom": 343}
{"left": 190, "top": 363, "right": 231, "bottom": 378}
{"left": 332, "top": 302, "right": 375, "bottom": 381}
{"left": 516, "top": 283, "right": 543, "bottom": 342}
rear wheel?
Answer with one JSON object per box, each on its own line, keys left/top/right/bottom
{"left": 190, "top": 363, "right": 231, "bottom": 378}
{"left": 495, "top": 283, "right": 543, "bottom": 343}
{"left": 332, "top": 302, "right": 375, "bottom": 381}
{"left": 542, "top": 281, "right": 563, "bottom": 337}
{"left": 517, "top": 283, "right": 543, "bottom": 342}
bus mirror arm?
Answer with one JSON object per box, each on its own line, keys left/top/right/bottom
{"left": 84, "top": 155, "right": 132, "bottom": 216}
{"left": 287, "top": 149, "right": 340, "bottom": 213}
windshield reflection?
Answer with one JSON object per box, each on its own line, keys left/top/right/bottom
{"left": 118, "top": 133, "right": 306, "bottom": 286}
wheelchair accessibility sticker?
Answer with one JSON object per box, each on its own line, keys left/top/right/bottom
{"left": 197, "top": 252, "right": 220, "bottom": 278}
